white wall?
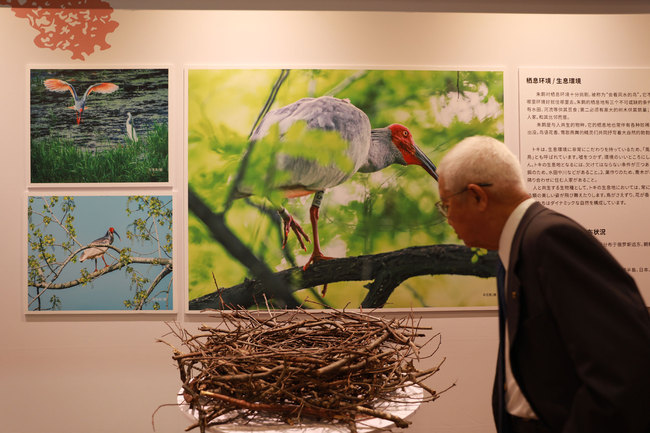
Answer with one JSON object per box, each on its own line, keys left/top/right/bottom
{"left": 1, "top": 7, "right": 649, "bottom": 433}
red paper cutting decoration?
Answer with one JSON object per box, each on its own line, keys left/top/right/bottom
{"left": 10, "top": 0, "right": 119, "bottom": 61}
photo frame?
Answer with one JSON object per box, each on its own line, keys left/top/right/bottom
{"left": 29, "top": 67, "right": 170, "bottom": 185}
{"left": 186, "top": 67, "right": 504, "bottom": 311}
{"left": 26, "top": 194, "right": 174, "bottom": 313}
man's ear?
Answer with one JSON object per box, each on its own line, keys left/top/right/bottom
{"left": 467, "top": 183, "right": 489, "bottom": 211}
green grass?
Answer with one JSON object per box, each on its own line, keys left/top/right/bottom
{"left": 31, "top": 123, "right": 169, "bottom": 183}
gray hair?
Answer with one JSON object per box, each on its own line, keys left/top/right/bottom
{"left": 438, "top": 136, "right": 527, "bottom": 196}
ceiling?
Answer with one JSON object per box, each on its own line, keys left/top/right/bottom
{"left": 3, "top": 0, "right": 650, "bottom": 14}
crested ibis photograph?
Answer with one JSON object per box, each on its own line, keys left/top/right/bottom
{"left": 187, "top": 68, "right": 503, "bottom": 310}
{"left": 29, "top": 68, "right": 169, "bottom": 183}
{"left": 26, "top": 195, "right": 173, "bottom": 312}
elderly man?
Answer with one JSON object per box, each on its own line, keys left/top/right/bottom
{"left": 436, "top": 136, "right": 650, "bottom": 433}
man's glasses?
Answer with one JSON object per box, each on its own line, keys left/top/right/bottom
{"left": 435, "top": 183, "right": 492, "bottom": 218}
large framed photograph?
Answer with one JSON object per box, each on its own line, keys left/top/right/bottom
{"left": 26, "top": 195, "right": 174, "bottom": 312}
{"left": 187, "top": 68, "right": 503, "bottom": 311}
{"left": 29, "top": 67, "right": 169, "bottom": 184}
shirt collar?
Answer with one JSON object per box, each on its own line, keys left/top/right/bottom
{"left": 498, "top": 198, "right": 535, "bottom": 271}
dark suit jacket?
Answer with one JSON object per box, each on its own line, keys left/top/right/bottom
{"left": 492, "top": 202, "right": 650, "bottom": 433}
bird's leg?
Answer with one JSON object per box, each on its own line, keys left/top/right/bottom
{"left": 302, "top": 191, "right": 334, "bottom": 296}
{"left": 278, "top": 208, "right": 310, "bottom": 251}
{"left": 303, "top": 191, "right": 334, "bottom": 267}
{"left": 93, "top": 259, "right": 98, "bottom": 272}
{"left": 101, "top": 255, "right": 109, "bottom": 268}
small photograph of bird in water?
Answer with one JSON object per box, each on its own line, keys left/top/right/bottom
{"left": 30, "top": 68, "right": 169, "bottom": 183}
{"left": 188, "top": 68, "right": 504, "bottom": 310}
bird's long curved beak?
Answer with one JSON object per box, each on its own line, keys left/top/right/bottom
{"left": 414, "top": 145, "right": 439, "bottom": 181}
{"left": 114, "top": 230, "right": 121, "bottom": 241}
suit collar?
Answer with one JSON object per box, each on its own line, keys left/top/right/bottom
{"left": 498, "top": 198, "right": 536, "bottom": 271}
{"left": 509, "top": 201, "right": 547, "bottom": 271}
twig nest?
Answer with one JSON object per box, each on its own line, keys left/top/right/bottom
{"left": 160, "top": 307, "right": 450, "bottom": 432}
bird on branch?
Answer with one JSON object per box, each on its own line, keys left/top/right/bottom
{"left": 44, "top": 78, "right": 119, "bottom": 125}
{"left": 80, "top": 227, "right": 121, "bottom": 272}
{"left": 239, "top": 96, "right": 439, "bottom": 284}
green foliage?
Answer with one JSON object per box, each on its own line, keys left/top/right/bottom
{"left": 122, "top": 196, "right": 173, "bottom": 310}
{"left": 471, "top": 247, "right": 490, "bottom": 264}
{"left": 48, "top": 295, "right": 62, "bottom": 311}
{"left": 240, "top": 122, "right": 355, "bottom": 203}
{"left": 31, "top": 123, "right": 168, "bottom": 183}
{"left": 125, "top": 196, "right": 173, "bottom": 254}
{"left": 27, "top": 196, "right": 79, "bottom": 293}
{"left": 188, "top": 69, "right": 503, "bottom": 307}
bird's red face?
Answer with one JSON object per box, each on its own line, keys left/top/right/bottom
{"left": 108, "top": 227, "right": 121, "bottom": 240}
{"left": 388, "top": 124, "right": 439, "bottom": 181}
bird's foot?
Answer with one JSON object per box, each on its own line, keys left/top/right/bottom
{"left": 302, "top": 251, "right": 334, "bottom": 270}
{"left": 302, "top": 251, "right": 335, "bottom": 296}
{"left": 279, "top": 208, "right": 310, "bottom": 251}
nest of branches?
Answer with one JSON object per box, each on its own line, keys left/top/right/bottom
{"left": 160, "top": 307, "right": 449, "bottom": 433}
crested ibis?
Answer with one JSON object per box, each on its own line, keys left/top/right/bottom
{"left": 126, "top": 112, "right": 138, "bottom": 142}
{"left": 245, "top": 96, "right": 439, "bottom": 280}
{"left": 43, "top": 78, "right": 119, "bottom": 125}
{"left": 80, "top": 227, "right": 121, "bottom": 272}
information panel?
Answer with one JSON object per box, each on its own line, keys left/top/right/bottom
{"left": 519, "top": 68, "right": 650, "bottom": 304}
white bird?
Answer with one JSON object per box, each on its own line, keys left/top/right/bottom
{"left": 126, "top": 112, "right": 138, "bottom": 142}
{"left": 44, "top": 78, "right": 119, "bottom": 125}
{"left": 80, "top": 227, "right": 121, "bottom": 272}
{"left": 243, "top": 96, "right": 439, "bottom": 281}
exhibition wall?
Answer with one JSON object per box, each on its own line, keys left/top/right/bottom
{"left": 1, "top": 3, "right": 650, "bottom": 433}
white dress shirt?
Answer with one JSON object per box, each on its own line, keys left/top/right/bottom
{"left": 497, "top": 197, "right": 539, "bottom": 420}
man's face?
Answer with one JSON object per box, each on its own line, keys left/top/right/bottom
{"left": 438, "top": 176, "right": 486, "bottom": 249}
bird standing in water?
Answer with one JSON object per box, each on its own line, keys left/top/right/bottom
{"left": 126, "top": 112, "right": 138, "bottom": 142}
{"left": 80, "top": 227, "right": 121, "bottom": 272}
{"left": 243, "top": 96, "right": 439, "bottom": 282}
{"left": 44, "top": 78, "right": 119, "bottom": 125}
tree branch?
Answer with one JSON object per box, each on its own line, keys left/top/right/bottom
{"left": 28, "top": 255, "right": 172, "bottom": 291}
{"left": 325, "top": 70, "right": 368, "bottom": 97}
{"left": 135, "top": 263, "right": 173, "bottom": 310}
{"left": 189, "top": 244, "right": 497, "bottom": 310}
{"left": 188, "top": 187, "right": 300, "bottom": 308}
